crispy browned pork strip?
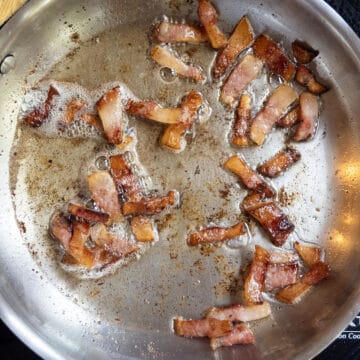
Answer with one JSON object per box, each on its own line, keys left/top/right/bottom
{"left": 301, "top": 262, "right": 330, "bottom": 285}
{"left": 232, "top": 93, "right": 252, "bottom": 147}
{"left": 96, "top": 86, "right": 124, "bottom": 144}
{"left": 153, "top": 22, "right": 208, "bottom": 43}
{"left": 292, "top": 40, "right": 319, "bottom": 64}
{"left": 61, "top": 219, "right": 136, "bottom": 269}
{"left": 276, "top": 106, "right": 299, "bottom": 128}
{"left": 174, "top": 317, "right": 232, "bottom": 338}
{"left": 295, "top": 65, "right": 329, "bottom": 95}
{"left": 23, "top": 85, "right": 59, "bottom": 127}
{"left": 224, "top": 155, "right": 274, "bottom": 197}
{"left": 220, "top": 54, "right": 263, "bottom": 107}
{"left": 50, "top": 212, "right": 72, "bottom": 250}
{"left": 294, "top": 241, "right": 322, "bottom": 268}
{"left": 197, "top": 0, "right": 227, "bottom": 49}
{"left": 244, "top": 245, "right": 270, "bottom": 304}
{"left": 68, "top": 220, "right": 95, "bottom": 269}
{"left": 275, "top": 281, "right": 309, "bottom": 304}
{"left": 87, "top": 171, "right": 122, "bottom": 222}
{"left": 264, "top": 263, "right": 299, "bottom": 291}
{"left": 292, "top": 92, "right": 319, "bottom": 142}
{"left": 253, "top": 34, "right": 296, "bottom": 81}
{"left": 91, "top": 223, "right": 139, "bottom": 257}
{"left": 242, "top": 192, "right": 294, "bottom": 246}
{"left": 276, "top": 262, "right": 330, "bottom": 304}
{"left": 205, "top": 301, "right": 271, "bottom": 322}
{"left": 210, "top": 324, "right": 255, "bottom": 350}
{"left": 68, "top": 203, "right": 110, "bottom": 224}
{"left": 126, "top": 100, "right": 183, "bottom": 124}
{"left": 212, "top": 16, "right": 255, "bottom": 79}
{"left": 257, "top": 147, "right": 301, "bottom": 178}
{"left": 130, "top": 216, "right": 156, "bottom": 242}
{"left": 249, "top": 84, "right": 298, "bottom": 145}
{"left": 109, "top": 154, "right": 143, "bottom": 202}
{"left": 162, "top": 122, "right": 189, "bottom": 151}
{"left": 188, "top": 222, "right": 245, "bottom": 246}
{"left": 161, "top": 90, "right": 203, "bottom": 151}
{"left": 62, "top": 98, "right": 87, "bottom": 127}
{"left": 150, "top": 45, "right": 204, "bottom": 82}
{"left": 108, "top": 156, "right": 156, "bottom": 241}
{"left": 122, "top": 190, "right": 177, "bottom": 216}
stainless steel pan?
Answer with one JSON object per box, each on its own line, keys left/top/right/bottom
{"left": 0, "top": 1, "right": 359, "bottom": 359}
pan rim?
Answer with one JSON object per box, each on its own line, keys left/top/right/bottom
{"left": 0, "top": 0, "right": 359, "bottom": 359}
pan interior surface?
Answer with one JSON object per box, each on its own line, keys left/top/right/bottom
{"left": 0, "top": 1, "right": 359, "bottom": 359}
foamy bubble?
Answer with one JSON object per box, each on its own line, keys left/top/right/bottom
{"left": 20, "top": 79, "right": 138, "bottom": 140}
{"left": 197, "top": 98, "right": 212, "bottom": 124}
{"left": 95, "top": 156, "right": 108, "bottom": 170}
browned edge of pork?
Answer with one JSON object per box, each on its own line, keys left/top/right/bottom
{"left": 60, "top": 98, "right": 87, "bottom": 128}
{"left": 295, "top": 65, "right": 329, "bottom": 95}
{"left": 253, "top": 34, "right": 296, "bottom": 82}
{"left": 188, "top": 222, "right": 245, "bottom": 246}
{"left": 50, "top": 212, "right": 73, "bottom": 250}
{"left": 122, "top": 190, "right": 177, "bottom": 216}
{"left": 210, "top": 323, "right": 255, "bottom": 350}
{"left": 96, "top": 86, "right": 124, "bottom": 144}
{"left": 161, "top": 90, "right": 203, "bottom": 151}
{"left": 109, "top": 154, "right": 143, "bottom": 202}
{"left": 242, "top": 192, "right": 295, "bottom": 246}
{"left": 23, "top": 85, "right": 60, "bottom": 127}
{"left": 197, "top": 0, "right": 228, "bottom": 49}
{"left": 276, "top": 106, "right": 299, "bottom": 128}
{"left": 68, "top": 203, "right": 110, "bottom": 224}
{"left": 174, "top": 317, "right": 232, "bottom": 338}
{"left": 275, "top": 261, "right": 330, "bottom": 304}
{"left": 292, "top": 40, "right": 319, "bottom": 64}
{"left": 232, "top": 93, "right": 252, "bottom": 147}
{"left": 125, "top": 99, "right": 183, "bottom": 124}
{"left": 294, "top": 241, "right": 322, "bottom": 268}
{"left": 212, "top": 16, "right": 254, "bottom": 79}
{"left": 224, "top": 155, "right": 275, "bottom": 197}
{"left": 257, "top": 147, "right": 301, "bottom": 178}
{"left": 67, "top": 220, "right": 95, "bottom": 269}
{"left": 150, "top": 45, "right": 204, "bottom": 82}
{"left": 244, "top": 245, "right": 270, "bottom": 304}
{"left": 130, "top": 215, "right": 156, "bottom": 242}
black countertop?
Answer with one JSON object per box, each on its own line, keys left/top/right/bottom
{"left": 1, "top": 0, "right": 359, "bottom": 359}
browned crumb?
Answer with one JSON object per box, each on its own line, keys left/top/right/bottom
{"left": 278, "top": 187, "right": 298, "bottom": 207}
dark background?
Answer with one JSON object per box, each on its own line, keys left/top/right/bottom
{"left": 1, "top": 0, "right": 359, "bottom": 359}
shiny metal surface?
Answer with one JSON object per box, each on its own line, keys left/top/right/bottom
{"left": 0, "top": 1, "right": 359, "bottom": 359}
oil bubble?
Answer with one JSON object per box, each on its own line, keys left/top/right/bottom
{"left": 95, "top": 156, "right": 108, "bottom": 170}
{"left": 159, "top": 67, "right": 177, "bottom": 83}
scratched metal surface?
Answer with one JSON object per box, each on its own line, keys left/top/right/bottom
{"left": 0, "top": 1, "right": 359, "bottom": 359}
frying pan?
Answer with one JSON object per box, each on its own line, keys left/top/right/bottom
{"left": 0, "top": 0, "right": 359, "bottom": 359}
